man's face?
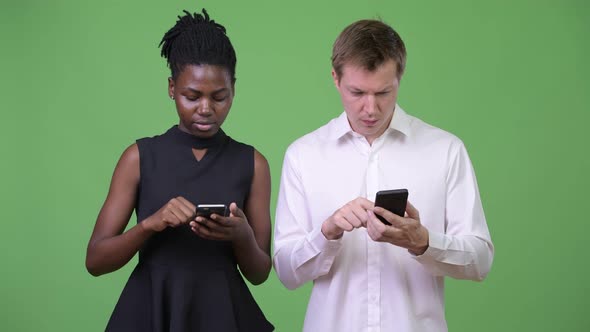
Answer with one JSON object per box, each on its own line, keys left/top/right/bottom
{"left": 333, "top": 60, "right": 400, "bottom": 144}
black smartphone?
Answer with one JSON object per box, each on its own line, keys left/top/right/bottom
{"left": 196, "top": 204, "right": 228, "bottom": 218}
{"left": 374, "top": 189, "right": 408, "bottom": 225}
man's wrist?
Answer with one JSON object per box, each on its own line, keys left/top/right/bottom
{"left": 321, "top": 221, "right": 343, "bottom": 240}
{"left": 408, "top": 226, "right": 429, "bottom": 255}
{"left": 408, "top": 244, "right": 428, "bottom": 256}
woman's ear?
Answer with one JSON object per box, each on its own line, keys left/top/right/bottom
{"left": 168, "top": 77, "right": 175, "bottom": 99}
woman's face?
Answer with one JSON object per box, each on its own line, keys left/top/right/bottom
{"left": 169, "top": 64, "right": 235, "bottom": 138}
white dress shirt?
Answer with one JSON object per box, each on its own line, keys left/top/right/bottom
{"left": 273, "top": 105, "right": 494, "bottom": 332}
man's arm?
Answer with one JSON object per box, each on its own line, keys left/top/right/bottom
{"left": 272, "top": 146, "right": 344, "bottom": 290}
{"left": 368, "top": 141, "right": 493, "bottom": 281}
{"left": 413, "top": 141, "right": 493, "bottom": 280}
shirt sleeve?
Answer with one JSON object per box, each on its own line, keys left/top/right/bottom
{"left": 272, "top": 145, "right": 343, "bottom": 290}
{"left": 413, "top": 141, "right": 494, "bottom": 281}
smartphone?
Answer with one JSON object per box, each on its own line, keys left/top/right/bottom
{"left": 196, "top": 204, "right": 228, "bottom": 218}
{"left": 374, "top": 189, "right": 408, "bottom": 225}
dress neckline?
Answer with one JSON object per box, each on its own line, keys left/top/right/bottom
{"left": 167, "top": 125, "right": 228, "bottom": 149}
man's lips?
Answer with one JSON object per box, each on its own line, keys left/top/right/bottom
{"left": 362, "top": 119, "right": 378, "bottom": 126}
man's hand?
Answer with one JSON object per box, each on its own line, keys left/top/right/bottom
{"left": 367, "top": 201, "right": 429, "bottom": 255}
{"left": 321, "top": 197, "right": 374, "bottom": 240}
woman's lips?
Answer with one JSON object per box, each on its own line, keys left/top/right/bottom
{"left": 193, "top": 122, "right": 214, "bottom": 131}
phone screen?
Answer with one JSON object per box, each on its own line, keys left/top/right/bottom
{"left": 196, "top": 204, "right": 228, "bottom": 218}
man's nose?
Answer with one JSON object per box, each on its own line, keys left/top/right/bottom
{"left": 364, "top": 95, "right": 377, "bottom": 115}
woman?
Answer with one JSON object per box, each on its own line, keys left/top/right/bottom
{"left": 86, "top": 8, "right": 274, "bottom": 331}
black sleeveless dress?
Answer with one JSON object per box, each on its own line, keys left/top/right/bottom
{"left": 105, "top": 126, "right": 274, "bottom": 332}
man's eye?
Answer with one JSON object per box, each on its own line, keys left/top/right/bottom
{"left": 352, "top": 91, "right": 363, "bottom": 96}
{"left": 186, "top": 96, "right": 199, "bottom": 101}
{"left": 213, "top": 96, "right": 228, "bottom": 102}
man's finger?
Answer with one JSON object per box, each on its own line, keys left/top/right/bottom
{"left": 366, "top": 213, "right": 390, "bottom": 242}
{"left": 346, "top": 209, "right": 365, "bottom": 228}
{"left": 366, "top": 223, "right": 378, "bottom": 241}
{"left": 373, "top": 207, "right": 404, "bottom": 227}
{"left": 367, "top": 210, "right": 387, "bottom": 232}
{"left": 405, "top": 201, "right": 420, "bottom": 220}
{"left": 356, "top": 197, "right": 376, "bottom": 211}
{"left": 334, "top": 218, "right": 354, "bottom": 232}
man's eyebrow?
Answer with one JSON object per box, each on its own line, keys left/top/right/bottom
{"left": 345, "top": 85, "right": 392, "bottom": 93}
{"left": 345, "top": 84, "right": 363, "bottom": 92}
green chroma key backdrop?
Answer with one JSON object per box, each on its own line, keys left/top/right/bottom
{"left": 1, "top": 0, "right": 588, "bottom": 331}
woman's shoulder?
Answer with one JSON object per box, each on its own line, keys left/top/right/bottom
{"left": 224, "top": 135, "right": 256, "bottom": 156}
{"left": 225, "top": 137, "right": 270, "bottom": 168}
{"left": 136, "top": 127, "right": 175, "bottom": 145}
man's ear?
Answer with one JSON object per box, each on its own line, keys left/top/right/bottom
{"left": 168, "top": 77, "right": 174, "bottom": 99}
{"left": 331, "top": 69, "right": 340, "bottom": 88}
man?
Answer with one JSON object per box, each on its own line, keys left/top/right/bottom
{"left": 273, "top": 19, "right": 493, "bottom": 332}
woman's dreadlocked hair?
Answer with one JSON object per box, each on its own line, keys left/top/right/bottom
{"left": 159, "top": 8, "right": 236, "bottom": 81}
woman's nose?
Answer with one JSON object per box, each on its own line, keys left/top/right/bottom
{"left": 196, "top": 98, "right": 212, "bottom": 115}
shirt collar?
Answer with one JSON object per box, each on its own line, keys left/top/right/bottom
{"left": 329, "top": 104, "right": 412, "bottom": 140}
{"left": 389, "top": 105, "right": 412, "bottom": 137}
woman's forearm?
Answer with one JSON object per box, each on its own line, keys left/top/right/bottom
{"left": 86, "top": 221, "right": 155, "bottom": 276}
{"left": 232, "top": 227, "right": 272, "bottom": 285}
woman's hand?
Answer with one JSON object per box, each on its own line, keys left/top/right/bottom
{"left": 143, "top": 196, "right": 196, "bottom": 232}
{"left": 190, "top": 202, "right": 253, "bottom": 243}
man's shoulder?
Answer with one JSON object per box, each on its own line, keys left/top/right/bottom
{"left": 286, "top": 115, "right": 342, "bottom": 153}
{"left": 407, "top": 113, "right": 464, "bottom": 148}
